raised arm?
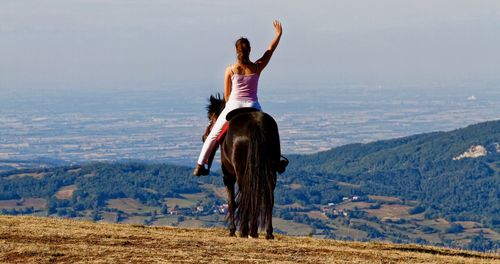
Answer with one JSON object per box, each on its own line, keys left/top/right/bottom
{"left": 255, "top": 20, "right": 282, "bottom": 73}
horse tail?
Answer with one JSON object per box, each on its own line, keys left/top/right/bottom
{"left": 236, "top": 114, "right": 276, "bottom": 235}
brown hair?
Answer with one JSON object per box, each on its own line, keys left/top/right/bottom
{"left": 235, "top": 37, "right": 251, "bottom": 64}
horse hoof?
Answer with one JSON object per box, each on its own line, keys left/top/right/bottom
{"left": 265, "top": 233, "right": 274, "bottom": 240}
{"left": 249, "top": 233, "right": 259, "bottom": 239}
{"left": 229, "top": 231, "right": 236, "bottom": 237}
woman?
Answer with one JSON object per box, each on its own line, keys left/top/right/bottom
{"left": 194, "top": 20, "right": 283, "bottom": 176}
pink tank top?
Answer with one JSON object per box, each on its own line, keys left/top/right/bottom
{"left": 228, "top": 73, "right": 259, "bottom": 102}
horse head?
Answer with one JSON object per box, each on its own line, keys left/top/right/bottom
{"left": 202, "top": 93, "right": 225, "bottom": 142}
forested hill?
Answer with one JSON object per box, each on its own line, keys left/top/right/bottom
{"left": 290, "top": 119, "right": 499, "bottom": 172}
{"left": 0, "top": 120, "right": 499, "bottom": 251}
{"left": 283, "top": 120, "right": 500, "bottom": 225}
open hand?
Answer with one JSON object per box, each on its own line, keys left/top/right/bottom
{"left": 273, "top": 20, "right": 282, "bottom": 36}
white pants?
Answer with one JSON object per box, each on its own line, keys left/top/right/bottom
{"left": 197, "top": 100, "right": 262, "bottom": 167}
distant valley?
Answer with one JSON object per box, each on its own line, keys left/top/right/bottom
{"left": 1, "top": 86, "right": 499, "bottom": 166}
{"left": 1, "top": 120, "right": 499, "bottom": 252}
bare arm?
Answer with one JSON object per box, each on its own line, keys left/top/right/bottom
{"left": 256, "top": 20, "right": 282, "bottom": 73}
{"left": 224, "top": 66, "right": 232, "bottom": 102}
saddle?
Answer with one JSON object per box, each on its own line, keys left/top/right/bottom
{"left": 214, "top": 107, "right": 288, "bottom": 174}
{"left": 216, "top": 107, "right": 260, "bottom": 142}
{"left": 225, "top": 107, "right": 260, "bottom": 121}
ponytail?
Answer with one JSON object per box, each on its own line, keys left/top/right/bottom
{"left": 235, "top": 37, "right": 251, "bottom": 64}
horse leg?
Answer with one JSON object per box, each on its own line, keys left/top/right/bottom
{"left": 223, "top": 172, "right": 237, "bottom": 237}
{"left": 266, "top": 173, "right": 277, "bottom": 240}
{"left": 265, "top": 194, "right": 275, "bottom": 240}
{"left": 241, "top": 222, "right": 249, "bottom": 238}
{"left": 249, "top": 225, "right": 258, "bottom": 238}
{"left": 265, "top": 219, "right": 274, "bottom": 239}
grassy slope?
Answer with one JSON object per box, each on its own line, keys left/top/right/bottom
{"left": 1, "top": 216, "right": 498, "bottom": 263}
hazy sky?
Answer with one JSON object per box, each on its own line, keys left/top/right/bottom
{"left": 1, "top": 0, "right": 500, "bottom": 95}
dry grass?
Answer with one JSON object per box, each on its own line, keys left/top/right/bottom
{"left": 334, "top": 181, "right": 361, "bottom": 189}
{"left": 152, "top": 216, "right": 179, "bottom": 226}
{"left": 202, "top": 184, "right": 228, "bottom": 200}
{"left": 106, "top": 198, "right": 145, "bottom": 214}
{"left": 0, "top": 200, "right": 18, "bottom": 209}
{"left": 121, "top": 216, "right": 149, "bottom": 225}
{"left": 100, "top": 212, "right": 118, "bottom": 223}
{"left": 337, "top": 202, "right": 373, "bottom": 210}
{"left": 55, "top": 185, "right": 77, "bottom": 200}
{"left": 288, "top": 183, "right": 303, "bottom": 190}
{"left": 276, "top": 203, "right": 305, "bottom": 210}
{"left": 272, "top": 217, "right": 312, "bottom": 236}
{"left": 1, "top": 215, "right": 498, "bottom": 263}
{"left": 4, "top": 172, "right": 45, "bottom": 180}
{"left": 368, "top": 195, "right": 403, "bottom": 203}
{"left": 165, "top": 198, "right": 197, "bottom": 208}
{"left": 106, "top": 198, "right": 159, "bottom": 216}
{"left": 22, "top": 198, "right": 47, "bottom": 209}
{"left": 365, "top": 204, "right": 413, "bottom": 220}
{"left": 180, "top": 193, "right": 206, "bottom": 201}
{"left": 0, "top": 198, "right": 47, "bottom": 210}
{"left": 67, "top": 168, "right": 81, "bottom": 173}
{"left": 83, "top": 172, "right": 96, "bottom": 178}
{"left": 306, "top": 211, "right": 330, "bottom": 220}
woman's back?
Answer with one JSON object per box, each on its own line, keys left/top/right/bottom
{"left": 228, "top": 63, "right": 260, "bottom": 102}
{"left": 231, "top": 63, "right": 259, "bottom": 76}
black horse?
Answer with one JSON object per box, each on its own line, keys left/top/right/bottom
{"left": 201, "top": 94, "right": 286, "bottom": 239}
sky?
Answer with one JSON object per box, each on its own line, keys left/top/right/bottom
{"left": 1, "top": 0, "right": 500, "bottom": 96}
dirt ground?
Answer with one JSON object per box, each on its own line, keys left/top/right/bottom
{"left": 0, "top": 215, "right": 498, "bottom": 263}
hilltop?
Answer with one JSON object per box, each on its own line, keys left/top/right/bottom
{"left": 1, "top": 215, "right": 498, "bottom": 263}
{"left": 0, "top": 120, "right": 499, "bottom": 251}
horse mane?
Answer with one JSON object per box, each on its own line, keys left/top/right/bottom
{"left": 206, "top": 93, "right": 226, "bottom": 119}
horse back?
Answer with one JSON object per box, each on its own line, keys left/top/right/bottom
{"left": 228, "top": 111, "right": 279, "bottom": 147}
{"left": 221, "top": 111, "right": 281, "bottom": 173}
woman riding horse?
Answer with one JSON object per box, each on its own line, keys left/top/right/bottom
{"left": 201, "top": 95, "right": 283, "bottom": 238}
{"left": 194, "top": 20, "right": 284, "bottom": 176}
